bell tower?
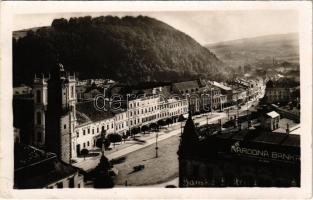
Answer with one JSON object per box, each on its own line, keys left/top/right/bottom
{"left": 33, "top": 74, "right": 48, "bottom": 147}
{"left": 45, "top": 62, "right": 76, "bottom": 163}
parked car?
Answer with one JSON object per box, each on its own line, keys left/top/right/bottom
{"left": 133, "top": 164, "right": 145, "bottom": 172}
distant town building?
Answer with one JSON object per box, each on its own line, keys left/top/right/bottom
{"left": 14, "top": 127, "right": 21, "bottom": 143}
{"left": 260, "top": 111, "right": 280, "bottom": 131}
{"left": 178, "top": 115, "right": 300, "bottom": 187}
{"left": 171, "top": 80, "right": 204, "bottom": 114}
{"left": 13, "top": 84, "right": 32, "bottom": 96}
{"left": 264, "top": 79, "right": 299, "bottom": 104}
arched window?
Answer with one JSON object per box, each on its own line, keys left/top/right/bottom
{"left": 36, "top": 90, "right": 41, "bottom": 103}
{"left": 37, "top": 132, "right": 42, "bottom": 143}
{"left": 36, "top": 112, "right": 41, "bottom": 125}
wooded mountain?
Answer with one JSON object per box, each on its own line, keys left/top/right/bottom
{"left": 13, "top": 16, "right": 228, "bottom": 86}
{"left": 206, "top": 33, "right": 299, "bottom": 68}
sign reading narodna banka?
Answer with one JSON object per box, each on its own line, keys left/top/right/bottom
{"left": 230, "top": 142, "right": 300, "bottom": 162}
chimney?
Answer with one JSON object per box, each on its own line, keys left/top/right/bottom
{"left": 235, "top": 116, "right": 238, "bottom": 128}
{"left": 286, "top": 123, "right": 290, "bottom": 134}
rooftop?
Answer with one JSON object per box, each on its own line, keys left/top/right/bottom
{"left": 76, "top": 101, "right": 114, "bottom": 123}
{"left": 172, "top": 80, "right": 201, "bottom": 91}
{"left": 212, "top": 81, "right": 232, "bottom": 91}
{"left": 14, "top": 144, "right": 78, "bottom": 189}
{"left": 266, "top": 111, "right": 280, "bottom": 118}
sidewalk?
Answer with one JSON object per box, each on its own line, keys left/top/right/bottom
{"left": 73, "top": 112, "right": 225, "bottom": 171}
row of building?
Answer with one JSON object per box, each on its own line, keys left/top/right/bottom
{"left": 29, "top": 63, "right": 188, "bottom": 163}
{"left": 14, "top": 62, "right": 265, "bottom": 165}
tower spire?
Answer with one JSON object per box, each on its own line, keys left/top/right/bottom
{"left": 178, "top": 106, "right": 199, "bottom": 157}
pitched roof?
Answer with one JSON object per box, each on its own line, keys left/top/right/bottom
{"left": 266, "top": 111, "right": 280, "bottom": 118}
{"left": 172, "top": 80, "right": 201, "bottom": 91}
{"left": 212, "top": 81, "right": 232, "bottom": 91}
{"left": 14, "top": 144, "right": 78, "bottom": 189}
{"left": 76, "top": 101, "right": 114, "bottom": 123}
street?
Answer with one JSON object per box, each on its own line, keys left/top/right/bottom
{"left": 75, "top": 96, "right": 261, "bottom": 187}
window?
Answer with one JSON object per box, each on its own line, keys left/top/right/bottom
{"left": 92, "top": 129, "right": 94, "bottom": 134}
{"left": 83, "top": 130, "right": 86, "bottom": 135}
{"left": 107, "top": 125, "right": 109, "bottom": 130}
{"left": 97, "top": 127, "right": 99, "bottom": 133}
{"left": 83, "top": 143, "right": 86, "bottom": 148}
{"left": 37, "top": 132, "right": 41, "bottom": 143}
{"left": 69, "top": 177, "right": 74, "bottom": 188}
{"left": 64, "top": 124, "right": 66, "bottom": 129}
{"left": 70, "top": 86, "right": 74, "bottom": 98}
{"left": 57, "top": 182, "right": 63, "bottom": 188}
{"left": 111, "top": 124, "right": 113, "bottom": 129}
{"left": 193, "top": 165, "right": 199, "bottom": 177}
{"left": 36, "top": 90, "right": 41, "bottom": 103}
{"left": 36, "top": 112, "right": 41, "bottom": 125}
{"left": 76, "top": 132, "right": 79, "bottom": 138}
{"left": 87, "top": 141, "right": 90, "bottom": 146}
{"left": 88, "top": 128, "right": 90, "bottom": 134}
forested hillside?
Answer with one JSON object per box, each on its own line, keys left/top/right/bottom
{"left": 13, "top": 16, "right": 229, "bottom": 86}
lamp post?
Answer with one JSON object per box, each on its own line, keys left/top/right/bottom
{"left": 210, "top": 87, "right": 213, "bottom": 115}
{"left": 155, "top": 131, "right": 159, "bottom": 158}
{"left": 181, "top": 120, "right": 183, "bottom": 134}
{"left": 236, "top": 94, "right": 239, "bottom": 118}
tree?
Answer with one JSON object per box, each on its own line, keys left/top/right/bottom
{"left": 149, "top": 123, "right": 158, "bottom": 131}
{"left": 93, "top": 155, "right": 114, "bottom": 188}
{"left": 166, "top": 118, "right": 173, "bottom": 127}
{"left": 104, "top": 139, "right": 111, "bottom": 150}
{"left": 96, "top": 137, "right": 111, "bottom": 151}
{"left": 107, "top": 134, "right": 122, "bottom": 148}
{"left": 157, "top": 119, "right": 166, "bottom": 128}
{"left": 81, "top": 148, "right": 89, "bottom": 160}
{"left": 122, "top": 132, "right": 128, "bottom": 143}
{"left": 131, "top": 127, "right": 140, "bottom": 138}
{"left": 141, "top": 125, "right": 149, "bottom": 134}
{"left": 178, "top": 114, "right": 185, "bottom": 122}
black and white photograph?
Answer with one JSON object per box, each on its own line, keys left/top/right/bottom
{"left": 0, "top": 1, "right": 312, "bottom": 199}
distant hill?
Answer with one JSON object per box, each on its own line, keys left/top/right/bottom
{"left": 13, "top": 16, "right": 228, "bottom": 86}
{"left": 206, "top": 33, "right": 299, "bottom": 68}
{"left": 13, "top": 27, "right": 49, "bottom": 40}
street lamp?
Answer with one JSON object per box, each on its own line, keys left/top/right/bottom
{"left": 210, "top": 87, "right": 213, "bottom": 115}
{"left": 155, "top": 131, "right": 159, "bottom": 158}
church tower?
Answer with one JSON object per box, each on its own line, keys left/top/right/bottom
{"left": 33, "top": 74, "right": 48, "bottom": 148}
{"left": 45, "top": 62, "right": 77, "bottom": 163}
{"left": 178, "top": 111, "right": 199, "bottom": 187}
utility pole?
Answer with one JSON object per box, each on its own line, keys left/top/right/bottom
{"left": 211, "top": 87, "right": 213, "bottom": 115}
{"left": 236, "top": 94, "right": 239, "bottom": 118}
{"left": 155, "top": 132, "right": 159, "bottom": 158}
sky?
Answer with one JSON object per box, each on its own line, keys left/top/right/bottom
{"left": 13, "top": 10, "right": 298, "bottom": 44}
